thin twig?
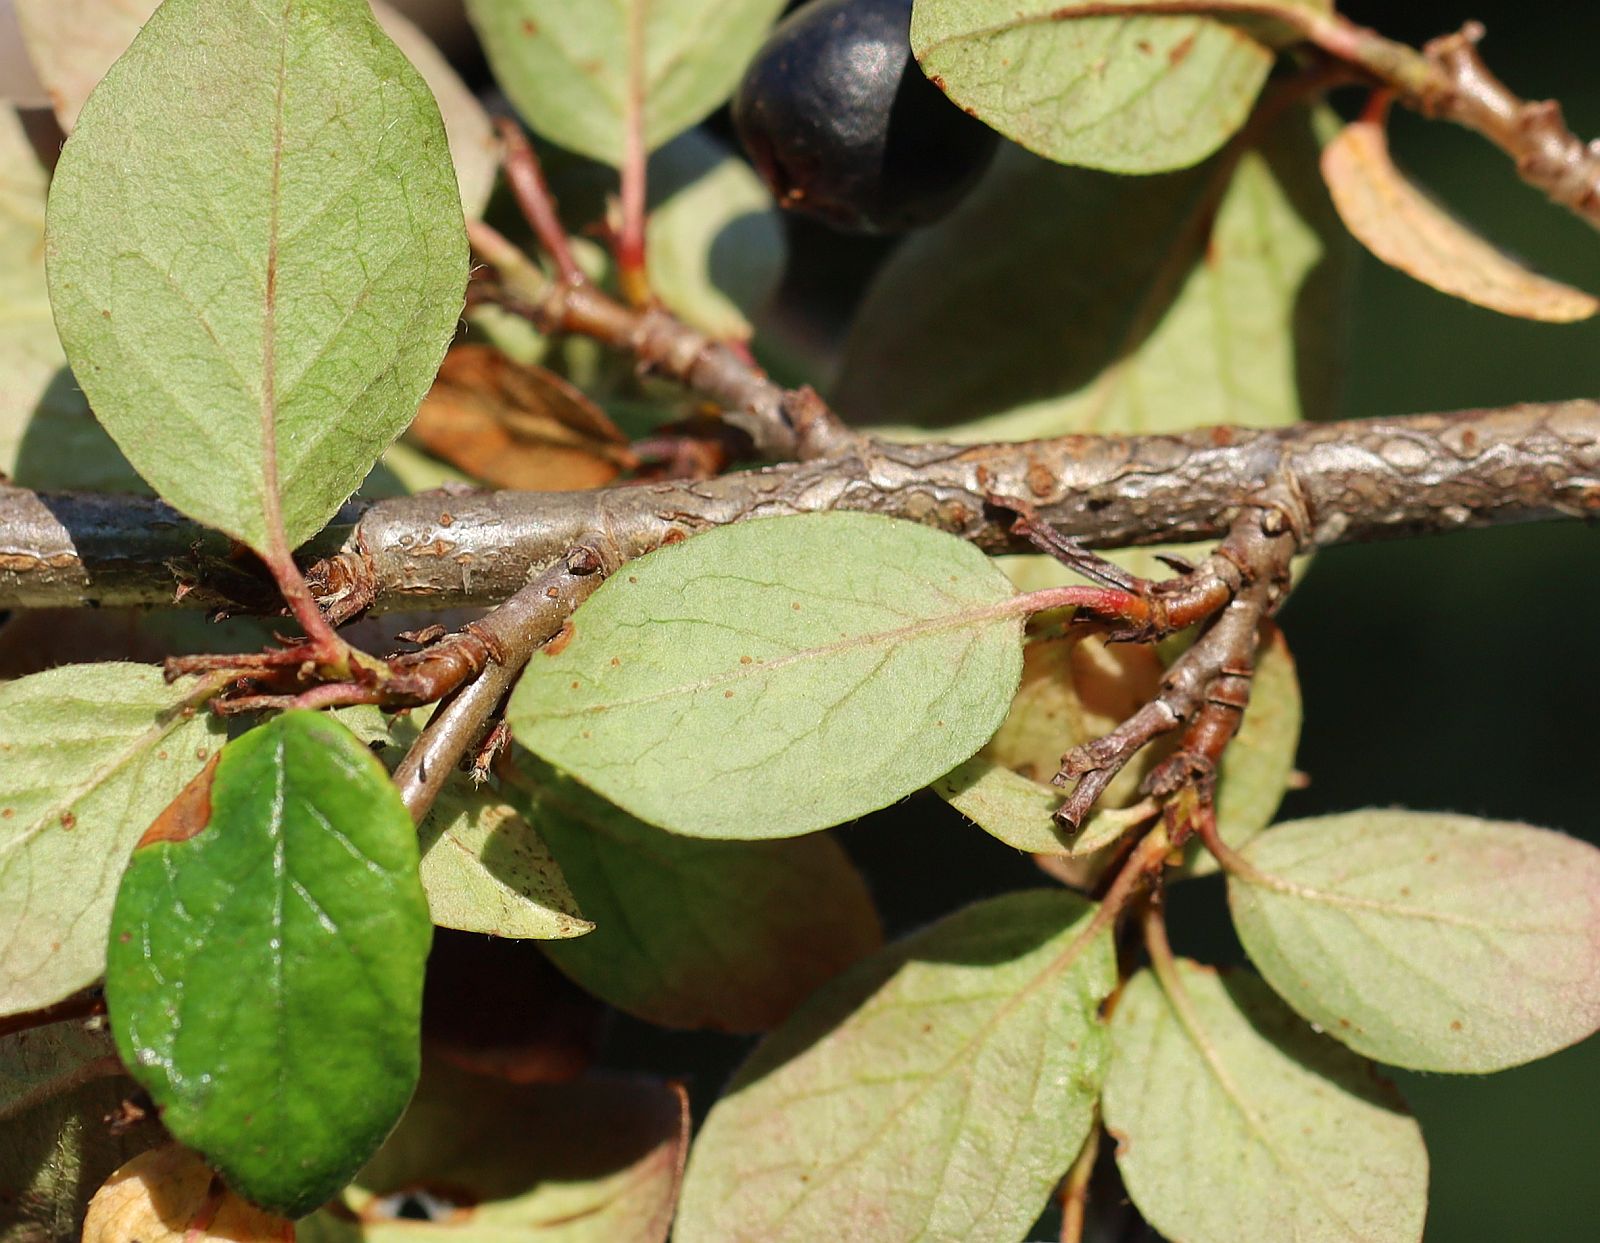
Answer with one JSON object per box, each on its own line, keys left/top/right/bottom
{"left": 496, "top": 118, "right": 585, "bottom": 285}
{"left": 393, "top": 544, "right": 611, "bottom": 823}
{"left": 467, "top": 222, "right": 858, "bottom": 461}
{"left": 1059, "top": 1120, "right": 1101, "bottom": 1243}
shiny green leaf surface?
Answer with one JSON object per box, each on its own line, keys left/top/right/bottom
{"left": 106, "top": 711, "right": 431, "bottom": 1217}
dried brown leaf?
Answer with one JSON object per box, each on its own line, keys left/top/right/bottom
{"left": 406, "top": 344, "right": 635, "bottom": 490}
{"left": 1322, "top": 117, "right": 1598, "bottom": 322}
{"left": 82, "top": 1144, "right": 293, "bottom": 1243}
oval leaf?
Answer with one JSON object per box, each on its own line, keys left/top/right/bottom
{"left": 509, "top": 757, "right": 881, "bottom": 1031}
{"left": 833, "top": 106, "right": 1345, "bottom": 437}
{"left": 674, "top": 890, "right": 1114, "bottom": 1243}
{"left": 302, "top": 1062, "right": 688, "bottom": 1243}
{"left": 45, "top": 0, "right": 468, "bottom": 552}
{"left": 1228, "top": 810, "right": 1600, "bottom": 1072}
{"left": 509, "top": 514, "right": 1025, "bottom": 839}
{"left": 419, "top": 784, "right": 593, "bottom": 941}
{"left": 1322, "top": 118, "right": 1598, "bottom": 322}
{"left": 646, "top": 131, "right": 786, "bottom": 340}
{"left": 911, "top": 0, "right": 1312, "bottom": 174}
{"left": 466, "top": 0, "right": 785, "bottom": 166}
{"left": 1103, "top": 962, "right": 1428, "bottom": 1243}
{"left": 369, "top": 1, "right": 497, "bottom": 219}
{"left": 105, "top": 711, "right": 432, "bottom": 1217}
{"left": 0, "top": 663, "right": 225, "bottom": 1015}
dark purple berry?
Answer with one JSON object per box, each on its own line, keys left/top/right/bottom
{"left": 733, "top": 0, "right": 999, "bottom": 234}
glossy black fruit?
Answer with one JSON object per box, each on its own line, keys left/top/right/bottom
{"left": 733, "top": 0, "right": 999, "bottom": 234}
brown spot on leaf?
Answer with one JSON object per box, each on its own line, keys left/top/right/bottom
{"left": 739, "top": 655, "right": 753, "bottom": 665}
{"left": 136, "top": 754, "right": 220, "bottom": 848}
{"left": 610, "top": 656, "right": 621, "bottom": 667}
{"left": 1168, "top": 34, "right": 1197, "bottom": 66}
{"left": 724, "top": 690, "right": 735, "bottom": 699}
{"left": 1451, "top": 1019, "right": 1464, "bottom": 1031}
{"left": 544, "top": 622, "right": 576, "bottom": 657}
{"left": 520, "top": 18, "right": 538, "bottom": 36}
{"left": 60, "top": 812, "right": 76, "bottom": 830}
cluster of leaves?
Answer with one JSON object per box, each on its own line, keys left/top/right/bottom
{"left": 2, "top": 1, "right": 1598, "bottom": 1241}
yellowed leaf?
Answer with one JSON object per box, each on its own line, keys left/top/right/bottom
{"left": 83, "top": 1144, "right": 294, "bottom": 1243}
{"left": 1322, "top": 117, "right": 1598, "bottom": 322}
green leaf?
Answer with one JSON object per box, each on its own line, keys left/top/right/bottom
{"left": 1, "top": 1020, "right": 121, "bottom": 1124}
{"left": 0, "top": 1073, "right": 165, "bottom": 1243}
{"left": 105, "top": 710, "right": 432, "bottom": 1217}
{"left": 932, "top": 759, "right": 1074, "bottom": 854}
{"left": 335, "top": 707, "right": 591, "bottom": 940}
{"left": 911, "top": 0, "right": 1325, "bottom": 173}
{"left": 0, "top": 107, "right": 140, "bottom": 494}
{"left": 674, "top": 890, "right": 1114, "bottom": 1243}
{"left": 420, "top": 784, "right": 593, "bottom": 941}
{"left": 1103, "top": 962, "right": 1428, "bottom": 1243}
{"left": 832, "top": 106, "right": 1344, "bottom": 437}
{"left": 1228, "top": 811, "right": 1600, "bottom": 1073}
{"left": 509, "top": 514, "right": 1025, "bottom": 840}
{"left": 646, "top": 131, "right": 786, "bottom": 339}
{"left": 508, "top": 757, "right": 881, "bottom": 1031}
{"left": 466, "top": 0, "right": 786, "bottom": 166}
{"left": 0, "top": 106, "right": 57, "bottom": 476}
{"left": 0, "top": 663, "right": 225, "bottom": 1016}
{"left": 44, "top": 0, "right": 468, "bottom": 552}
{"left": 370, "top": 1, "right": 499, "bottom": 220}
{"left": 301, "top": 1061, "right": 688, "bottom": 1243}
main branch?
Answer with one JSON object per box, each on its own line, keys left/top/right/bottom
{"left": 2, "top": 401, "right": 1593, "bottom": 614}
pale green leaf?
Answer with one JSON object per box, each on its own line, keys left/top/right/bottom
{"left": 832, "top": 106, "right": 1344, "bottom": 438}
{"left": 508, "top": 514, "right": 1025, "bottom": 840}
{"left": 420, "top": 784, "right": 593, "bottom": 941}
{"left": 333, "top": 706, "right": 591, "bottom": 940}
{"left": 0, "top": 107, "right": 142, "bottom": 493}
{"left": 301, "top": 1061, "right": 687, "bottom": 1243}
{"left": 509, "top": 758, "right": 881, "bottom": 1031}
{"left": 675, "top": 890, "right": 1115, "bottom": 1243}
{"left": 1229, "top": 811, "right": 1600, "bottom": 1072}
{"left": 466, "top": 0, "right": 786, "bottom": 165}
{"left": 45, "top": 0, "right": 468, "bottom": 552}
{"left": 0, "top": 664, "right": 225, "bottom": 1016}
{"left": 932, "top": 759, "right": 1072, "bottom": 854}
{"left": 1104, "top": 962, "right": 1428, "bottom": 1243}
{"left": 1, "top": 1019, "right": 120, "bottom": 1124}
{"left": 646, "top": 131, "right": 785, "bottom": 339}
{"left": 911, "top": 0, "right": 1326, "bottom": 173}
{"left": 370, "top": 0, "right": 498, "bottom": 219}
{"left": 0, "top": 106, "right": 55, "bottom": 475}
